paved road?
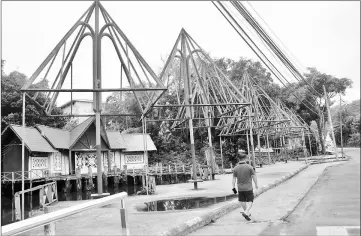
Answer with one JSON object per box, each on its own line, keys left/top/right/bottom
{"left": 260, "top": 148, "right": 360, "bottom": 236}
{"left": 187, "top": 157, "right": 341, "bottom": 236}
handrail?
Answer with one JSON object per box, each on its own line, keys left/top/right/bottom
{"left": 2, "top": 192, "right": 128, "bottom": 236}
{"left": 15, "top": 182, "right": 56, "bottom": 195}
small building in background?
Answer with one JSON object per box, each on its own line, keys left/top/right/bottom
{"left": 59, "top": 99, "right": 95, "bottom": 123}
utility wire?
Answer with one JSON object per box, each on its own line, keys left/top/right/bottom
{"left": 245, "top": 1, "right": 307, "bottom": 75}
{"left": 232, "top": 1, "right": 322, "bottom": 98}
{"left": 213, "top": 1, "right": 319, "bottom": 115}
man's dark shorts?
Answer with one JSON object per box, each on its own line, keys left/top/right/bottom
{"left": 238, "top": 190, "right": 254, "bottom": 202}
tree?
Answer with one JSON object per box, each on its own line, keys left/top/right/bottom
{"left": 1, "top": 61, "right": 69, "bottom": 130}
{"left": 282, "top": 67, "right": 353, "bottom": 153}
{"left": 214, "top": 57, "right": 279, "bottom": 96}
{"left": 332, "top": 99, "right": 360, "bottom": 147}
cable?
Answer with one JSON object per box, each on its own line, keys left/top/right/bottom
{"left": 213, "top": 1, "right": 319, "bottom": 115}
{"left": 232, "top": 1, "right": 322, "bottom": 98}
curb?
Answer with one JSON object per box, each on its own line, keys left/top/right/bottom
{"left": 158, "top": 164, "right": 310, "bottom": 236}
{"left": 309, "top": 157, "right": 350, "bottom": 165}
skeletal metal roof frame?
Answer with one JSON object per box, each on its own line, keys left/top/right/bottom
{"left": 219, "top": 71, "right": 314, "bottom": 162}
{"left": 21, "top": 1, "right": 167, "bottom": 117}
{"left": 19, "top": 0, "right": 167, "bottom": 198}
{"left": 146, "top": 29, "right": 254, "bottom": 187}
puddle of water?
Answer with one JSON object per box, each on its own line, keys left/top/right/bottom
{"left": 139, "top": 194, "right": 238, "bottom": 212}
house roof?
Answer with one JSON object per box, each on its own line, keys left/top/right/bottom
{"left": 120, "top": 133, "right": 157, "bottom": 152}
{"left": 106, "top": 131, "right": 127, "bottom": 149}
{"left": 35, "top": 117, "right": 111, "bottom": 149}
{"left": 2, "top": 122, "right": 157, "bottom": 153}
{"left": 68, "top": 116, "right": 111, "bottom": 149}
{"left": 36, "top": 125, "right": 70, "bottom": 149}
{"left": 69, "top": 117, "right": 95, "bottom": 148}
{"left": 5, "top": 125, "right": 57, "bottom": 153}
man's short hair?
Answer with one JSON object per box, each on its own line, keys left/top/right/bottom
{"left": 239, "top": 153, "right": 247, "bottom": 160}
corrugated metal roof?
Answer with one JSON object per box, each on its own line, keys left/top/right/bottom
{"left": 106, "top": 131, "right": 127, "bottom": 149}
{"left": 10, "top": 125, "right": 57, "bottom": 153}
{"left": 120, "top": 133, "right": 157, "bottom": 152}
{"left": 36, "top": 125, "right": 70, "bottom": 149}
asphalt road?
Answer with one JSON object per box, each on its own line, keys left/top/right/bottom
{"left": 260, "top": 148, "right": 360, "bottom": 236}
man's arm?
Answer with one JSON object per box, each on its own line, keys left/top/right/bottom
{"left": 252, "top": 174, "right": 259, "bottom": 189}
{"left": 232, "top": 176, "right": 237, "bottom": 188}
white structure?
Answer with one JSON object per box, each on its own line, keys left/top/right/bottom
{"left": 60, "top": 100, "right": 95, "bottom": 123}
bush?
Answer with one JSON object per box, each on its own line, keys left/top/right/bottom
{"left": 347, "top": 133, "right": 360, "bottom": 147}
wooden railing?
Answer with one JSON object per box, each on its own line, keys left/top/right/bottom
{"left": 1, "top": 170, "right": 47, "bottom": 183}
{"left": 122, "top": 163, "right": 219, "bottom": 176}
{"left": 1, "top": 163, "right": 221, "bottom": 182}
{"left": 14, "top": 182, "right": 58, "bottom": 221}
{"left": 2, "top": 192, "right": 128, "bottom": 236}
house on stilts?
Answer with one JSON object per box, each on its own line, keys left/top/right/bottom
{"left": 1, "top": 117, "right": 156, "bottom": 181}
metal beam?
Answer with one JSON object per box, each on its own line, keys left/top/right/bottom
{"left": 22, "top": 88, "right": 167, "bottom": 92}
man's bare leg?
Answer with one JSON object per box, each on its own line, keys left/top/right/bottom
{"left": 245, "top": 201, "right": 253, "bottom": 216}
{"left": 240, "top": 202, "right": 247, "bottom": 212}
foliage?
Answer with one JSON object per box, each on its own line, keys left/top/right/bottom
{"left": 63, "top": 119, "right": 79, "bottom": 131}
{"left": 279, "top": 67, "right": 353, "bottom": 153}
{"left": 1, "top": 60, "right": 68, "bottom": 130}
{"left": 332, "top": 99, "right": 360, "bottom": 147}
{"left": 347, "top": 133, "right": 360, "bottom": 147}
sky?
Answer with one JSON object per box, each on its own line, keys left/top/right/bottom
{"left": 2, "top": 1, "right": 360, "bottom": 107}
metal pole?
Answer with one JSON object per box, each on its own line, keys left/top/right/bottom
{"left": 181, "top": 33, "right": 198, "bottom": 189}
{"left": 301, "top": 129, "right": 307, "bottom": 163}
{"left": 307, "top": 133, "right": 312, "bottom": 157}
{"left": 248, "top": 109, "right": 256, "bottom": 169}
{"left": 70, "top": 63, "right": 73, "bottom": 116}
{"left": 282, "top": 135, "right": 287, "bottom": 160}
{"left": 266, "top": 133, "right": 271, "bottom": 164}
{"left": 339, "top": 95, "right": 344, "bottom": 158}
{"left": 246, "top": 130, "right": 250, "bottom": 155}
{"left": 323, "top": 85, "right": 338, "bottom": 159}
{"left": 257, "top": 132, "right": 261, "bottom": 165}
{"left": 206, "top": 112, "right": 215, "bottom": 180}
{"left": 22, "top": 92, "right": 25, "bottom": 220}
{"left": 94, "top": 0, "right": 103, "bottom": 194}
{"left": 220, "top": 137, "right": 224, "bottom": 172}
{"left": 142, "top": 118, "right": 149, "bottom": 195}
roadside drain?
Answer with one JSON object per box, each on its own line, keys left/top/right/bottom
{"left": 138, "top": 194, "right": 238, "bottom": 212}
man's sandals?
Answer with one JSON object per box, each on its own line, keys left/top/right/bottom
{"left": 241, "top": 212, "right": 252, "bottom": 221}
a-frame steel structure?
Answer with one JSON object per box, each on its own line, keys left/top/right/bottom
{"left": 20, "top": 1, "right": 167, "bottom": 199}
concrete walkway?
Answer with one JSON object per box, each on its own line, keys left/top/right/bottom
{"left": 187, "top": 161, "right": 344, "bottom": 236}
{"left": 19, "top": 161, "right": 308, "bottom": 235}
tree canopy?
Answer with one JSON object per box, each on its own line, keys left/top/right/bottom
{"left": 1, "top": 60, "right": 69, "bottom": 130}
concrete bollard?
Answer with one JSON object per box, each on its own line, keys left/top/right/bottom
{"left": 120, "top": 199, "right": 129, "bottom": 235}
{"left": 44, "top": 206, "right": 55, "bottom": 235}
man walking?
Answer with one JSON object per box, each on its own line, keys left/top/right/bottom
{"left": 232, "top": 153, "right": 258, "bottom": 221}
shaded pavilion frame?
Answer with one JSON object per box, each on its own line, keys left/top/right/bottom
{"left": 19, "top": 0, "right": 167, "bottom": 205}
{"left": 218, "top": 72, "right": 315, "bottom": 165}
{"left": 141, "top": 29, "right": 254, "bottom": 189}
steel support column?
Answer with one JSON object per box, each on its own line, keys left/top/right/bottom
{"left": 182, "top": 34, "right": 198, "bottom": 189}
{"left": 21, "top": 92, "right": 25, "bottom": 220}
{"left": 94, "top": 0, "right": 103, "bottom": 194}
